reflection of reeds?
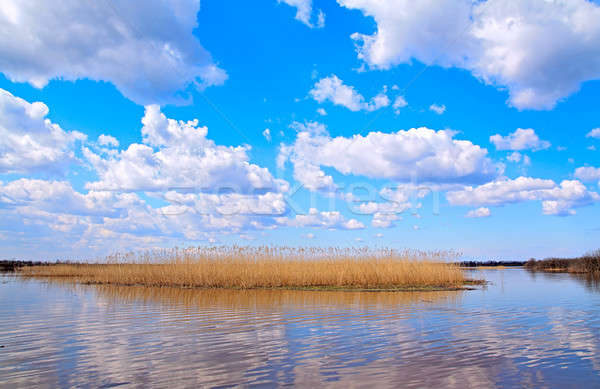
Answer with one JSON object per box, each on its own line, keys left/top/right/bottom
{"left": 21, "top": 246, "right": 468, "bottom": 290}
{"left": 90, "top": 284, "right": 462, "bottom": 310}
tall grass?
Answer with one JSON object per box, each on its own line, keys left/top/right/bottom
{"left": 525, "top": 250, "right": 600, "bottom": 274}
{"left": 20, "top": 246, "right": 468, "bottom": 290}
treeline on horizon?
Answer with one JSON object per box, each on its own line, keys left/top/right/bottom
{"left": 525, "top": 250, "right": 600, "bottom": 274}
{"left": 458, "top": 261, "right": 526, "bottom": 267}
{"left": 2, "top": 259, "right": 529, "bottom": 271}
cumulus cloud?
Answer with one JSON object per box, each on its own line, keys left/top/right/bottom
{"left": 506, "top": 152, "right": 522, "bottom": 163}
{"left": 310, "top": 75, "right": 390, "bottom": 112}
{"left": 84, "top": 105, "right": 288, "bottom": 193}
{"left": 586, "top": 128, "right": 600, "bottom": 139}
{"left": 371, "top": 212, "right": 400, "bottom": 228}
{"left": 393, "top": 96, "right": 408, "bottom": 114}
{"left": 429, "top": 104, "right": 446, "bottom": 115}
{"left": 490, "top": 128, "right": 550, "bottom": 151}
{"left": 0, "top": 178, "right": 290, "bottom": 257}
{"left": 0, "top": 0, "right": 226, "bottom": 105}
{"left": 466, "top": 207, "right": 491, "bottom": 218}
{"left": 276, "top": 208, "right": 365, "bottom": 230}
{"left": 279, "top": 121, "right": 499, "bottom": 190}
{"left": 278, "top": 0, "right": 325, "bottom": 28}
{"left": 316, "top": 108, "right": 327, "bottom": 116}
{"left": 506, "top": 151, "right": 531, "bottom": 167}
{"left": 262, "top": 128, "right": 272, "bottom": 142}
{"left": 339, "top": 0, "right": 600, "bottom": 109}
{"left": 447, "top": 177, "right": 599, "bottom": 216}
{"left": 97, "top": 134, "right": 119, "bottom": 148}
{"left": 574, "top": 166, "right": 600, "bottom": 186}
{"left": 349, "top": 184, "right": 429, "bottom": 227}
{"left": 0, "top": 104, "right": 307, "bottom": 254}
{"left": 0, "top": 178, "right": 168, "bottom": 254}
{"left": 0, "top": 88, "right": 85, "bottom": 174}
{"left": 0, "top": 179, "right": 133, "bottom": 217}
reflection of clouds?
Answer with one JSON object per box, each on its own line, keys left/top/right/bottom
{"left": 530, "top": 270, "right": 600, "bottom": 294}
{"left": 2, "top": 272, "right": 600, "bottom": 388}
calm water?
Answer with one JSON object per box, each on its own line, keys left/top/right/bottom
{"left": 1, "top": 269, "right": 599, "bottom": 388}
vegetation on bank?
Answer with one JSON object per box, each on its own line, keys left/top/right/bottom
{"left": 0, "top": 260, "right": 53, "bottom": 272}
{"left": 525, "top": 250, "right": 600, "bottom": 274}
{"left": 459, "top": 260, "right": 526, "bottom": 267}
{"left": 18, "top": 247, "right": 475, "bottom": 291}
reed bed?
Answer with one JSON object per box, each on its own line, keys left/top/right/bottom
{"left": 20, "top": 246, "right": 469, "bottom": 290}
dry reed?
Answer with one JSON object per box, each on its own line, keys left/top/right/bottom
{"left": 20, "top": 246, "right": 468, "bottom": 290}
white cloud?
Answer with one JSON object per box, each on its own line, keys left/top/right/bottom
{"left": 316, "top": 107, "right": 327, "bottom": 116}
{"left": 161, "top": 191, "right": 287, "bottom": 217}
{"left": 278, "top": 121, "right": 336, "bottom": 191}
{"left": 447, "top": 177, "right": 599, "bottom": 216}
{"left": 490, "top": 128, "right": 550, "bottom": 151}
{"left": 85, "top": 105, "right": 288, "bottom": 194}
{"left": 279, "top": 122, "right": 499, "bottom": 190}
{"left": 466, "top": 207, "right": 491, "bottom": 218}
{"left": 97, "top": 134, "right": 119, "bottom": 148}
{"left": 277, "top": 208, "right": 365, "bottom": 230}
{"left": 339, "top": 0, "right": 600, "bottom": 109}
{"left": 0, "top": 178, "right": 290, "bottom": 257}
{"left": 371, "top": 212, "right": 400, "bottom": 228}
{"left": 393, "top": 96, "right": 407, "bottom": 114}
{"left": 351, "top": 184, "right": 428, "bottom": 227}
{"left": 278, "top": 0, "right": 325, "bottom": 28}
{"left": 310, "top": 75, "right": 390, "bottom": 112}
{"left": 0, "top": 0, "right": 226, "bottom": 105}
{"left": 429, "top": 103, "right": 446, "bottom": 114}
{"left": 0, "top": 178, "right": 170, "bottom": 254}
{"left": 506, "top": 151, "right": 531, "bottom": 166}
{"left": 574, "top": 166, "right": 600, "bottom": 186}
{"left": 0, "top": 179, "right": 137, "bottom": 218}
{"left": 262, "top": 128, "right": 272, "bottom": 142}
{"left": 586, "top": 128, "right": 600, "bottom": 139}
{"left": 316, "top": 10, "right": 326, "bottom": 28}
{"left": 0, "top": 88, "right": 85, "bottom": 174}
{"left": 506, "top": 151, "right": 522, "bottom": 163}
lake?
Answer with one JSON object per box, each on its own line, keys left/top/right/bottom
{"left": 1, "top": 269, "right": 599, "bottom": 388}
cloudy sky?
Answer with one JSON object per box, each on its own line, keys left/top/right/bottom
{"left": 1, "top": 0, "right": 600, "bottom": 260}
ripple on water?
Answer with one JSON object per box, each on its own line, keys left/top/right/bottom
{"left": 0, "top": 270, "right": 599, "bottom": 388}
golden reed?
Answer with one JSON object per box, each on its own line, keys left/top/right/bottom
{"left": 21, "top": 246, "right": 468, "bottom": 290}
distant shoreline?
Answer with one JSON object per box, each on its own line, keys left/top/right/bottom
{"left": 2, "top": 259, "right": 528, "bottom": 272}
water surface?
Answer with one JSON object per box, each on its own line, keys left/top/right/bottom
{"left": 1, "top": 269, "right": 599, "bottom": 388}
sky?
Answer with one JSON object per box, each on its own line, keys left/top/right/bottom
{"left": 1, "top": 0, "right": 600, "bottom": 260}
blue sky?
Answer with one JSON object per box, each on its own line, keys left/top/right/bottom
{"left": 1, "top": 0, "right": 599, "bottom": 260}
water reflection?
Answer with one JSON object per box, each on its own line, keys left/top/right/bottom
{"left": 525, "top": 269, "right": 600, "bottom": 293}
{"left": 92, "top": 284, "right": 462, "bottom": 310}
{"left": 1, "top": 270, "right": 599, "bottom": 388}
